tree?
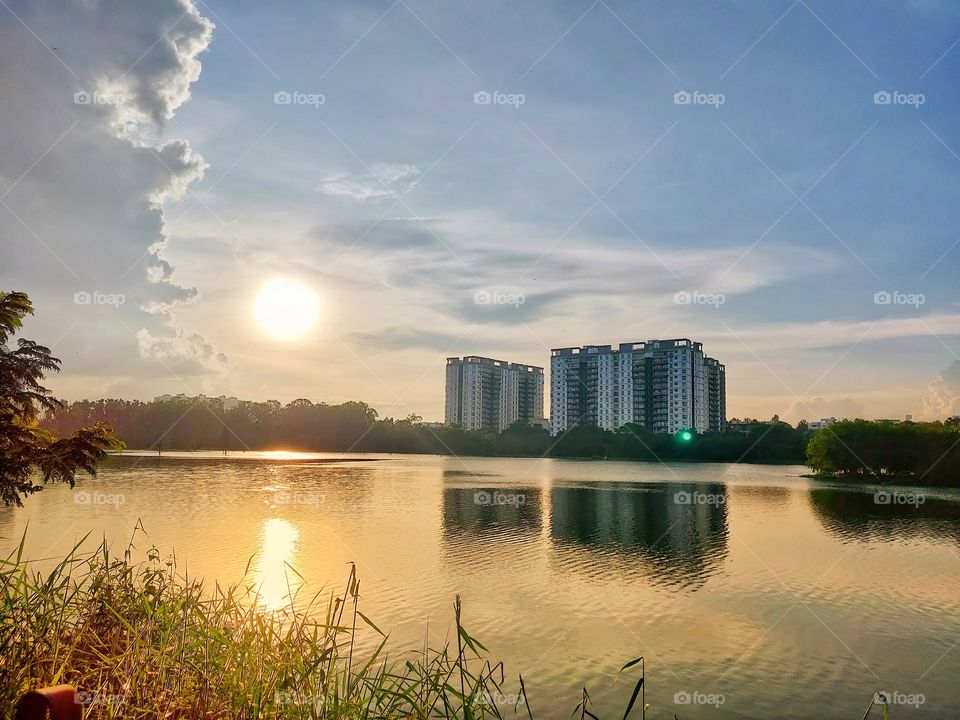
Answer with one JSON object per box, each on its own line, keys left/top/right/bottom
{"left": 0, "top": 291, "right": 121, "bottom": 506}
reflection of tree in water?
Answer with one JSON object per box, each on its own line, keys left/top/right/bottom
{"left": 727, "top": 484, "right": 791, "bottom": 510}
{"left": 809, "top": 488, "right": 960, "bottom": 545}
{"left": 441, "top": 488, "right": 543, "bottom": 601}
{"left": 0, "top": 502, "right": 15, "bottom": 542}
{"left": 550, "top": 483, "right": 728, "bottom": 590}
{"left": 442, "top": 470, "right": 502, "bottom": 479}
{"left": 442, "top": 487, "right": 543, "bottom": 538}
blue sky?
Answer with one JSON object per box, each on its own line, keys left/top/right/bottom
{"left": 2, "top": 0, "right": 960, "bottom": 421}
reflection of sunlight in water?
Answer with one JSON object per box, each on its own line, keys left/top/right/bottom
{"left": 260, "top": 450, "right": 311, "bottom": 461}
{"left": 254, "top": 518, "right": 301, "bottom": 610}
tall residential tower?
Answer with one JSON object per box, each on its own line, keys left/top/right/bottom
{"left": 550, "top": 339, "right": 725, "bottom": 435}
{"left": 445, "top": 356, "right": 544, "bottom": 432}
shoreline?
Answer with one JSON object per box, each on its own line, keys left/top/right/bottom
{"left": 110, "top": 452, "right": 382, "bottom": 464}
{"left": 108, "top": 450, "right": 960, "bottom": 489}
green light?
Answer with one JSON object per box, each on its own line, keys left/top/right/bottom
{"left": 680, "top": 431, "right": 693, "bottom": 442}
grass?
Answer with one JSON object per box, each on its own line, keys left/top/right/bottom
{"left": 0, "top": 526, "right": 645, "bottom": 719}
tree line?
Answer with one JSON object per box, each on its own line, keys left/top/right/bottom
{"left": 43, "top": 396, "right": 812, "bottom": 462}
{"left": 44, "top": 397, "right": 960, "bottom": 485}
{"left": 806, "top": 418, "right": 960, "bottom": 486}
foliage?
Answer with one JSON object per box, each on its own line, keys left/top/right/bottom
{"left": 45, "top": 393, "right": 815, "bottom": 464}
{"left": 0, "top": 529, "right": 646, "bottom": 719}
{"left": 549, "top": 420, "right": 809, "bottom": 463}
{"left": 806, "top": 419, "right": 960, "bottom": 486}
{"left": 0, "top": 291, "right": 122, "bottom": 506}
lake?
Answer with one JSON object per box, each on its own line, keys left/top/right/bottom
{"left": 2, "top": 452, "right": 958, "bottom": 718}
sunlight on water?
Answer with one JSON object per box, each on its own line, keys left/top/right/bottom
{"left": 3, "top": 454, "right": 959, "bottom": 718}
{"left": 254, "top": 517, "right": 301, "bottom": 610}
{"left": 258, "top": 450, "right": 315, "bottom": 461}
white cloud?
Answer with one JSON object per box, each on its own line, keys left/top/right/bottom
{"left": 923, "top": 361, "right": 960, "bottom": 420}
{"left": 0, "top": 0, "right": 220, "bottom": 388}
{"left": 317, "top": 163, "right": 420, "bottom": 201}
{"left": 137, "top": 327, "right": 227, "bottom": 373}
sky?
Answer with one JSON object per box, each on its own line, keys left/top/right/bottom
{"left": 1, "top": 0, "right": 960, "bottom": 423}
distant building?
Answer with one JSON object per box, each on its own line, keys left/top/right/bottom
{"left": 728, "top": 419, "right": 765, "bottom": 434}
{"left": 809, "top": 417, "right": 837, "bottom": 431}
{"left": 550, "top": 339, "right": 725, "bottom": 435}
{"left": 445, "top": 356, "right": 544, "bottom": 431}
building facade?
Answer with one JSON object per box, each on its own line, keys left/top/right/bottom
{"left": 445, "top": 356, "right": 544, "bottom": 431}
{"left": 550, "top": 339, "right": 725, "bottom": 435}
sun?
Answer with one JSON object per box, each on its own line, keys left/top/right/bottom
{"left": 253, "top": 278, "right": 320, "bottom": 340}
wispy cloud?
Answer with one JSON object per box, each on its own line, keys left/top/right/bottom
{"left": 317, "top": 163, "right": 420, "bottom": 201}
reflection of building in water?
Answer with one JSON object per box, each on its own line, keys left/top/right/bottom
{"left": 550, "top": 484, "right": 728, "bottom": 589}
{"left": 442, "top": 487, "right": 543, "bottom": 536}
{"left": 809, "top": 488, "right": 960, "bottom": 545}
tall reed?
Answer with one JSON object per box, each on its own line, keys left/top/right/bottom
{"left": 0, "top": 527, "right": 646, "bottom": 719}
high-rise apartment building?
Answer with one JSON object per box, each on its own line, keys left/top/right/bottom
{"left": 550, "top": 339, "right": 725, "bottom": 435}
{"left": 445, "top": 356, "right": 544, "bottom": 431}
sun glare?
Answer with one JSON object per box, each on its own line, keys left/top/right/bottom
{"left": 253, "top": 278, "right": 320, "bottom": 340}
{"left": 254, "top": 517, "right": 300, "bottom": 611}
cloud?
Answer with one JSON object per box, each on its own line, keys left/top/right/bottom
{"left": 350, "top": 327, "right": 467, "bottom": 352}
{"left": 0, "top": 0, "right": 220, "bottom": 390}
{"left": 786, "top": 396, "right": 867, "bottom": 422}
{"left": 317, "top": 163, "right": 420, "bottom": 201}
{"left": 455, "top": 290, "right": 570, "bottom": 325}
{"left": 69, "top": 0, "right": 214, "bottom": 129}
{"left": 150, "top": 140, "right": 208, "bottom": 204}
{"left": 311, "top": 216, "right": 438, "bottom": 252}
{"left": 922, "top": 361, "right": 960, "bottom": 419}
{"left": 695, "top": 313, "right": 960, "bottom": 354}
{"left": 341, "top": 210, "right": 844, "bottom": 326}
{"left": 137, "top": 327, "right": 228, "bottom": 374}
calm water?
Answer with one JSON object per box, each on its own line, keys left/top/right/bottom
{"left": 2, "top": 453, "right": 959, "bottom": 718}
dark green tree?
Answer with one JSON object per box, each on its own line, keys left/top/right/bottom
{"left": 496, "top": 420, "right": 550, "bottom": 456}
{"left": 0, "top": 291, "right": 121, "bottom": 506}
